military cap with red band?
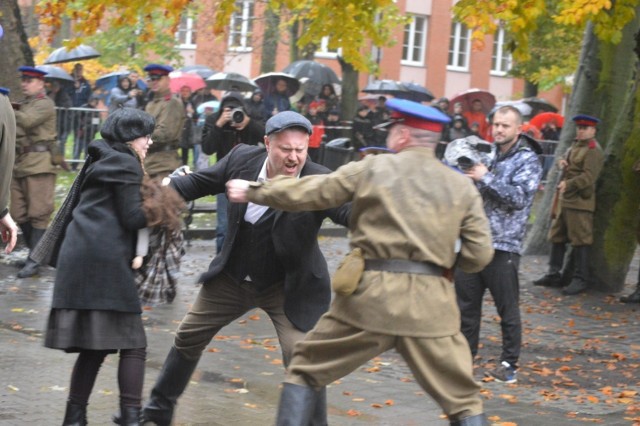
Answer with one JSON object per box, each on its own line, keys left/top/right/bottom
{"left": 143, "top": 64, "right": 173, "bottom": 76}
{"left": 374, "top": 98, "right": 451, "bottom": 133}
{"left": 572, "top": 114, "right": 600, "bottom": 127}
{"left": 18, "top": 66, "right": 47, "bottom": 80}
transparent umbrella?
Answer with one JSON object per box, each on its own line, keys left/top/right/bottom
{"left": 206, "top": 72, "right": 258, "bottom": 92}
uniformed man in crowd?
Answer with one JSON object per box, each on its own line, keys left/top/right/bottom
{"left": 227, "top": 98, "right": 494, "bottom": 426}
{"left": 143, "top": 64, "right": 185, "bottom": 179}
{"left": 0, "top": 87, "right": 18, "bottom": 254}
{"left": 533, "top": 114, "right": 604, "bottom": 295}
{"left": 11, "top": 66, "right": 58, "bottom": 277}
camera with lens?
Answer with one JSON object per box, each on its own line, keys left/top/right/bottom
{"left": 443, "top": 135, "right": 496, "bottom": 172}
{"left": 230, "top": 107, "right": 246, "bottom": 124}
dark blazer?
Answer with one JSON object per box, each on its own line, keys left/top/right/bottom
{"left": 171, "top": 144, "right": 350, "bottom": 332}
{"left": 52, "top": 140, "right": 148, "bottom": 313}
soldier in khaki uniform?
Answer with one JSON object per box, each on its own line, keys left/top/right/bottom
{"left": 227, "top": 99, "right": 494, "bottom": 426}
{"left": 11, "top": 67, "right": 58, "bottom": 277}
{"left": 143, "top": 64, "right": 185, "bottom": 179}
{"left": 0, "top": 87, "right": 18, "bottom": 253}
{"left": 534, "top": 114, "right": 604, "bottom": 295}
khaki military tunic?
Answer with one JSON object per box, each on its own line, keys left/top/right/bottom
{"left": 0, "top": 93, "right": 16, "bottom": 214}
{"left": 549, "top": 138, "right": 604, "bottom": 245}
{"left": 144, "top": 89, "right": 185, "bottom": 178}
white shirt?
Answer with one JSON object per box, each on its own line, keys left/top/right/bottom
{"left": 243, "top": 159, "right": 301, "bottom": 224}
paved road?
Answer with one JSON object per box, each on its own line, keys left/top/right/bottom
{"left": 1, "top": 236, "right": 640, "bottom": 425}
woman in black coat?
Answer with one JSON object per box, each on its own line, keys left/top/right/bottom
{"left": 45, "top": 108, "right": 155, "bottom": 426}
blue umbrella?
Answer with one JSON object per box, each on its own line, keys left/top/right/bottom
{"left": 95, "top": 70, "right": 131, "bottom": 92}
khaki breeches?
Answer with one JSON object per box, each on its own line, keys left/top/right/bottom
{"left": 548, "top": 207, "right": 593, "bottom": 246}
{"left": 285, "top": 313, "right": 483, "bottom": 420}
{"left": 10, "top": 173, "right": 56, "bottom": 228}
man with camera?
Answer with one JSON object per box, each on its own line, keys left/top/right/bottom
{"left": 455, "top": 105, "right": 542, "bottom": 384}
{"left": 202, "top": 93, "right": 265, "bottom": 252}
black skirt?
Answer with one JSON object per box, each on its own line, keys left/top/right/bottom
{"left": 44, "top": 308, "right": 146, "bottom": 352}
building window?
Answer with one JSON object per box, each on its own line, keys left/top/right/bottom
{"left": 447, "top": 22, "right": 471, "bottom": 71}
{"left": 228, "top": 0, "right": 254, "bottom": 52}
{"left": 491, "top": 28, "right": 512, "bottom": 75}
{"left": 402, "top": 15, "right": 427, "bottom": 66}
{"left": 315, "top": 36, "right": 340, "bottom": 58}
{"left": 176, "top": 16, "right": 197, "bottom": 48}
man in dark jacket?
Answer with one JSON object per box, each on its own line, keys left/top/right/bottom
{"left": 137, "top": 111, "right": 350, "bottom": 426}
{"left": 201, "top": 92, "right": 265, "bottom": 251}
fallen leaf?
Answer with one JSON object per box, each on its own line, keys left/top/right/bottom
{"left": 385, "top": 399, "right": 394, "bottom": 406}
{"left": 347, "top": 409, "right": 361, "bottom": 416}
{"left": 371, "top": 403, "right": 383, "bottom": 408}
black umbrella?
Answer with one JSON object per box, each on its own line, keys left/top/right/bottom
{"left": 521, "top": 97, "right": 559, "bottom": 114}
{"left": 362, "top": 79, "right": 410, "bottom": 98}
{"left": 394, "top": 82, "right": 435, "bottom": 103}
{"left": 44, "top": 44, "right": 100, "bottom": 65}
{"left": 36, "top": 65, "right": 74, "bottom": 83}
{"left": 254, "top": 72, "right": 300, "bottom": 96}
{"left": 206, "top": 71, "right": 257, "bottom": 92}
{"left": 179, "top": 64, "right": 217, "bottom": 80}
{"left": 282, "top": 60, "right": 340, "bottom": 96}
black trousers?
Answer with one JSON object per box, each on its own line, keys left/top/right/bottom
{"left": 454, "top": 250, "right": 521, "bottom": 368}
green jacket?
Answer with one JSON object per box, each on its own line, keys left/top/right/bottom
{"left": 144, "top": 89, "right": 184, "bottom": 177}
{"left": 560, "top": 138, "right": 604, "bottom": 212}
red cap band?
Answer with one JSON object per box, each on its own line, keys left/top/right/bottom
{"left": 574, "top": 119, "right": 597, "bottom": 127}
{"left": 22, "top": 71, "right": 45, "bottom": 79}
{"left": 390, "top": 111, "right": 444, "bottom": 132}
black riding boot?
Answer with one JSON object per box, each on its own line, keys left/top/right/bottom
{"left": 19, "top": 222, "right": 33, "bottom": 250}
{"left": 533, "top": 243, "right": 565, "bottom": 287}
{"left": 17, "top": 227, "right": 45, "bottom": 278}
{"left": 276, "top": 383, "right": 320, "bottom": 426}
{"left": 118, "top": 405, "right": 141, "bottom": 426}
{"left": 62, "top": 401, "right": 87, "bottom": 426}
{"left": 450, "top": 413, "right": 489, "bottom": 426}
{"left": 620, "top": 266, "right": 640, "bottom": 303}
{"left": 562, "top": 245, "right": 590, "bottom": 295}
{"left": 140, "top": 347, "right": 199, "bottom": 426}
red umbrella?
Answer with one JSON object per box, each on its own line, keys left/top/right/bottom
{"left": 449, "top": 88, "right": 496, "bottom": 115}
{"left": 530, "top": 112, "right": 564, "bottom": 130}
{"left": 169, "top": 71, "right": 206, "bottom": 93}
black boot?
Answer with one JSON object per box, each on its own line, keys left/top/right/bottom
{"left": 118, "top": 405, "right": 141, "bottom": 426}
{"left": 533, "top": 243, "right": 565, "bottom": 287}
{"left": 17, "top": 227, "right": 45, "bottom": 278}
{"left": 62, "top": 401, "right": 87, "bottom": 426}
{"left": 562, "top": 246, "right": 590, "bottom": 295}
{"left": 309, "top": 386, "right": 327, "bottom": 426}
{"left": 276, "top": 383, "right": 320, "bottom": 426}
{"left": 19, "top": 222, "right": 33, "bottom": 250}
{"left": 620, "top": 267, "right": 640, "bottom": 303}
{"left": 140, "top": 347, "right": 199, "bottom": 426}
{"left": 450, "top": 413, "right": 488, "bottom": 426}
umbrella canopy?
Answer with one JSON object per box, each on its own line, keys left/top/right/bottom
{"left": 449, "top": 88, "right": 496, "bottom": 115}
{"left": 44, "top": 44, "right": 100, "bottom": 65}
{"left": 530, "top": 112, "right": 564, "bottom": 130}
{"left": 362, "top": 79, "right": 410, "bottom": 98}
{"left": 169, "top": 71, "right": 206, "bottom": 93}
{"left": 196, "top": 100, "right": 221, "bottom": 115}
{"left": 492, "top": 100, "right": 532, "bottom": 117}
{"left": 394, "top": 82, "right": 435, "bottom": 103}
{"left": 521, "top": 97, "right": 559, "bottom": 115}
{"left": 36, "top": 65, "right": 74, "bottom": 83}
{"left": 179, "top": 64, "right": 217, "bottom": 80}
{"left": 206, "top": 72, "right": 257, "bottom": 92}
{"left": 282, "top": 60, "right": 340, "bottom": 96}
{"left": 254, "top": 72, "right": 300, "bottom": 96}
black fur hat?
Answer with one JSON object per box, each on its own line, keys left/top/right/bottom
{"left": 100, "top": 107, "right": 155, "bottom": 144}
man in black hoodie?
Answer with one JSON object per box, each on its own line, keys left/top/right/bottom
{"left": 201, "top": 93, "right": 265, "bottom": 251}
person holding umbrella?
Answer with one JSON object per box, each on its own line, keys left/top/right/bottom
{"left": 143, "top": 64, "right": 185, "bottom": 179}
{"left": 109, "top": 76, "right": 141, "bottom": 112}
{"left": 263, "top": 78, "right": 292, "bottom": 117}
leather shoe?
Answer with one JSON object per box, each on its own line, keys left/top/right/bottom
{"left": 533, "top": 273, "right": 562, "bottom": 288}
{"left": 620, "top": 287, "right": 640, "bottom": 303}
{"left": 562, "top": 278, "right": 588, "bottom": 295}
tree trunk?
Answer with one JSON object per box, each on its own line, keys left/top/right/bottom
{"left": 260, "top": 8, "right": 280, "bottom": 74}
{"left": 338, "top": 56, "right": 357, "bottom": 127}
{"left": 525, "top": 14, "right": 640, "bottom": 293}
{"left": 0, "top": 0, "right": 34, "bottom": 97}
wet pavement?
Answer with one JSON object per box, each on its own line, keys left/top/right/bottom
{"left": 2, "top": 233, "right": 640, "bottom": 425}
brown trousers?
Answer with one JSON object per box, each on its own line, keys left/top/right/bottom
{"left": 286, "top": 313, "right": 483, "bottom": 421}
{"left": 10, "top": 173, "right": 56, "bottom": 229}
{"left": 548, "top": 207, "right": 593, "bottom": 246}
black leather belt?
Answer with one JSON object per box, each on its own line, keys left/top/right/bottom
{"left": 17, "top": 144, "right": 49, "bottom": 154}
{"left": 364, "top": 259, "right": 444, "bottom": 276}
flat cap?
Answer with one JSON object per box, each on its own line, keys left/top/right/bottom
{"left": 18, "top": 66, "right": 47, "bottom": 79}
{"left": 375, "top": 98, "right": 451, "bottom": 132}
{"left": 0, "top": 87, "right": 9, "bottom": 96}
{"left": 572, "top": 114, "right": 600, "bottom": 127}
{"left": 265, "top": 111, "right": 312, "bottom": 136}
{"left": 144, "top": 64, "right": 173, "bottom": 76}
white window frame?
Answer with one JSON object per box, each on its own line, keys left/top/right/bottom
{"left": 228, "top": 0, "right": 254, "bottom": 52}
{"left": 176, "top": 16, "right": 197, "bottom": 49}
{"left": 447, "top": 22, "right": 471, "bottom": 71}
{"left": 401, "top": 14, "right": 427, "bottom": 66}
{"left": 315, "top": 36, "right": 341, "bottom": 59}
{"left": 491, "top": 27, "right": 513, "bottom": 75}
